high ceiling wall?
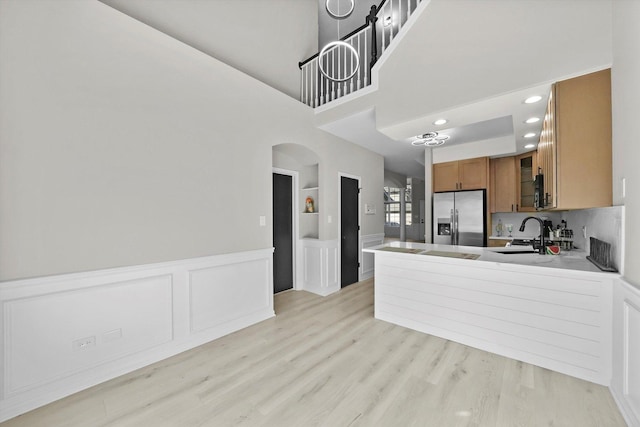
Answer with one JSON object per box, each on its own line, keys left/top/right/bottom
{"left": 100, "top": 0, "right": 318, "bottom": 100}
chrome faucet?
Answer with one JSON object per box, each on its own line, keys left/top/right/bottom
{"left": 519, "top": 216, "right": 546, "bottom": 254}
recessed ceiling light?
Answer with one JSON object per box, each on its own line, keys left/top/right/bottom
{"left": 525, "top": 117, "right": 540, "bottom": 124}
{"left": 524, "top": 132, "right": 536, "bottom": 138}
{"left": 524, "top": 95, "right": 542, "bottom": 104}
{"left": 524, "top": 143, "right": 536, "bottom": 149}
{"left": 433, "top": 119, "right": 448, "bottom": 126}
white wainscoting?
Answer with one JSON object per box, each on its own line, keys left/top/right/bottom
{"left": 373, "top": 252, "right": 614, "bottom": 386}
{"left": 0, "top": 249, "right": 274, "bottom": 423}
{"left": 360, "top": 233, "right": 385, "bottom": 280}
{"left": 611, "top": 277, "right": 640, "bottom": 427}
{"left": 300, "top": 239, "right": 339, "bottom": 296}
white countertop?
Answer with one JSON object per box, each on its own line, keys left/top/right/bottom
{"left": 364, "top": 242, "right": 617, "bottom": 275}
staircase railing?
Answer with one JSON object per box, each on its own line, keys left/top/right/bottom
{"left": 299, "top": 0, "right": 423, "bottom": 108}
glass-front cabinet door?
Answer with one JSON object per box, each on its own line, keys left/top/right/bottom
{"left": 516, "top": 151, "right": 537, "bottom": 212}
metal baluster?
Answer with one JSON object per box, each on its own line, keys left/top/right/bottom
{"left": 313, "top": 60, "right": 318, "bottom": 107}
{"left": 399, "top": 0, "right": 402, "bottom": 29}
{"left": 356, "top": 33, "right": 362, "bottom": 90}
{"left": 349, "top": 38, "right": 355, "bottom": 94}
{"left": 304, "top": 63, "right": 308, "bottom": 106}
{"left": 308, "top": 62, "right": 313, "bottom": 107}
{"left": 364, "top": 29, "right": 368, "bottom": 86}
{"left": 381, "top": 8, "right": 386, "bottom": 56}
{"left": 343, "top": 41, "right": 348, "bottom": 96}
{"left": 389, "top": 0, "right": 394, "bottom": 42}
{"left": 320, "top": 57, "right": 325, "bottom": 105}
{"left": 330, "top": 47, "right": 340, "bottom": 101}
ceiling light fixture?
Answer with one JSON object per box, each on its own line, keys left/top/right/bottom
{"left": 524, "top": 95, "right": 542, "bottom": 104}
{"left": 525, "top": 117, "right": 540, "bottom": 124}
{"left": 319, "top": 0, "right": 360, "bottom": 83}
{"left": 425, "top": 139, "right": 446, "bottom": 147}
{"left": 318, "top": 41, "right": 359, "bottom": 82}
{"left": 325, "top": 0, "right": 355, "bottom": 19}
{"left": 524, "top": 132, "right": 536, "bottom": 138}
{"left": 383, "top": 15, "right": 392, "bottom": 27}
{"left": 433, "top": 119, "right": 448, "bottom": 126}
{"left": 524, "top": 143, "right": 536, "bottom": 149}
{"left": 412, "top": 132, "right": 449, "bottom": 147}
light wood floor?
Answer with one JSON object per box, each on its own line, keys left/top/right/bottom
{"left": 2, "top": 279, "right": 627, "bottom": 426}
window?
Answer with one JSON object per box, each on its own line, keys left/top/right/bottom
{"left": 384, "top": 185, "right": 411, "bottom": 226}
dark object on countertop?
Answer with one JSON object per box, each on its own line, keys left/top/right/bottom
{"left": 519, "top": 217, "right": 546, "bottom": 254}
{"left": 586, "top": 237, "right": 618, "bottom": 272}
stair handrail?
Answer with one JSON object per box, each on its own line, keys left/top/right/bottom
{"left": 299, "top": 0, "right": 387, "bottom": 70}
{"left": 299, "top": 0, "right": 422, "bottom": 107}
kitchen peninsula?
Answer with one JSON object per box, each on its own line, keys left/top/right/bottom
{"left": 364, "top": 242, "right": 618, "bottom": 386}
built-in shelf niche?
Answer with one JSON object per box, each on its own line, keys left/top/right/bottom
{"left": 300, "top": 164, "right": 319, "bottom": 239}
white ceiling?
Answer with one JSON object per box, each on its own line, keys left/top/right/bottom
{"left": 320, "top": 81, "right": 552, "bottom": 177}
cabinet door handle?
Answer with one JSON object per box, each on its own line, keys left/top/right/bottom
{"left": 516, "top": 204, "right": 519, "bottom": 211}
{"left": 511, "top": 204, "right": 514, "bottom": 212}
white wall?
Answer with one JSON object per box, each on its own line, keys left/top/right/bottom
{"left": 100, "top": 0, "right": 318, "bottom": 99}
{"left": 318, "top": 0, "right": 377, "bottom": 49}
{"left": 0, "top": 0, "right": 384, "bottom": 281}
{"left": 612, "top": 0, "right": 640, "bottom": 287}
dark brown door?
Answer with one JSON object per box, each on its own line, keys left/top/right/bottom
{"left": 273, "top": 173, "right": 293, "bottom": 293}
{"left": 341, "top": 176, "right": 359, "bottom": 287}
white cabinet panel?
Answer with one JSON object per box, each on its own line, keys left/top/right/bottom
{"left": 5, "top": 275, "right": 173, "bottom": 395}
{"left": 613, "top": 278, "right": 640, "bottom": 426}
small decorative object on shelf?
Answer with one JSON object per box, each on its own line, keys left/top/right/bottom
{"left": 506, "top": 224, "right": 513, "bottom": 237}
{"left": 305, "top": 196, "right": 315, "bottom": 213}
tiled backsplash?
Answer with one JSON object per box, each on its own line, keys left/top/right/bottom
{"left": 491, "top": 206, "right": 625, "bottom": 273}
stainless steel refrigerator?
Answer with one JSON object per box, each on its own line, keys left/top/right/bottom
{"left": 433, "top": 190, "right": 486, "bottom": 247}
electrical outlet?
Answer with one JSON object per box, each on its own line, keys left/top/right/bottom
{"left": 328, "top": 215, "right": 332, "bottom": 223}
{"left": 259, "top": 216, "right": 266, "bottom": 227}
{"left": 72, "top": 336, "right": 96, "bottom": 351}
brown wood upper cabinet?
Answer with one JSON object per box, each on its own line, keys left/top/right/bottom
{"left": 537, "top": 69, "right": 612, "bottom": 210}
{"left": 489, "top": 151, "right": 537, "bottom": 213}
{"left": 433, "top": 157, "right": 489, "bottom": 192}
{"left": 490, "top": 156, "right": 516, "bottom": 212}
